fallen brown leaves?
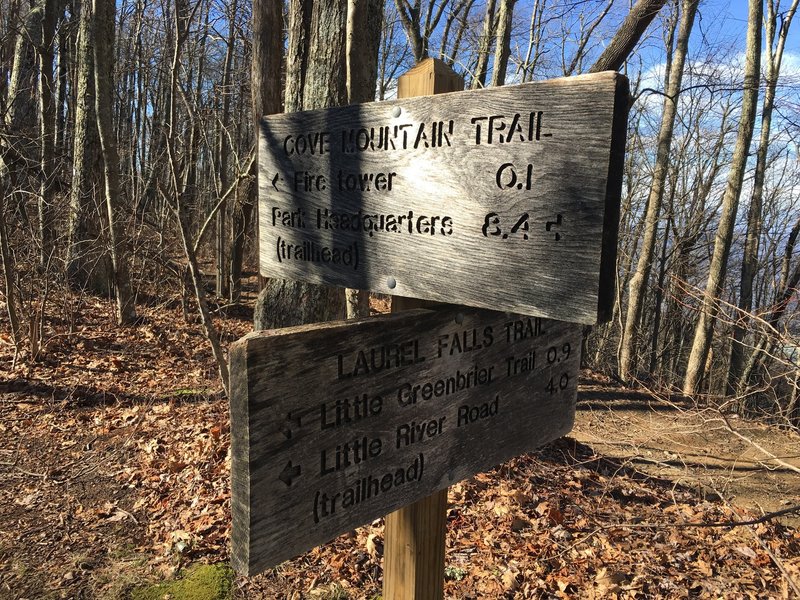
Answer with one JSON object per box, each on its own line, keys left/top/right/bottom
{"left": 1, "top": 295, "right": 798, "bottom": 598}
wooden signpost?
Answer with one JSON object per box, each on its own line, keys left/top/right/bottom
{"left": 230, "top": 62, "right": 629, "bottom": 597}
{"left": 230, "top": 306, "right": 581, "bottom": 575}
{"left": 257, "top": 71, "right": 628, "bottom": 324}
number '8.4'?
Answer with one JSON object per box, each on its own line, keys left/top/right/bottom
{"left": 482, "top": 212, "right": 529, "bottom": 240}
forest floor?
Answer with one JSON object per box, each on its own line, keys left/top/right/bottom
{"left": 1, "top": 289, "right": 799, "bottom": 599}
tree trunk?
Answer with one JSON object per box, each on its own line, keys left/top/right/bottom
{"left": 37, "top": 0, "right": 58, "bottom": 266}
{"left": 519, "top": 0, "right": 544, "bottom": 82}
{"left": 565, "top": 0, "right": 613, "bottom": 76}
{"left": 66, "top": 0, "right": 110, "bottom": 294}
{"left": 589, "top": 0, "right": 668, "bottom": 73}
{"left": 345, "top": 0, "right": 383, "bottom": 318}
{"left": 740, "top": 214, "right": 800, "bottom": 390}
{"left": 489, "top": 0, "right": 515, "bottom": 87}
{"left": 618, "top": 0, "right": 696, "bottom": 382}
{"left": 444, "top": 0, "right": 475, "bottom": 68}
{"left": 471, "top": 0, "right": 496, "bottom": 88}
{"left": 2, "top": 0, "right": 40, "bottom": 231}
{"left": 163, "top": 0, "right": 230, "bottom": 394}
{"left": 394, "top": 0, "right": 426, "bottom": 62}
{"left": 216, "top": 0, "right": 237, "bottom": 300}
{"left": 439, "top": 0, "right": 473, "bottom": 66}
{"left": 683, "top": 0, "right": 762, "bottom": 396}
{"left": 93, "top": 0, "right": 137, "bottom": 324}
{"left": 648, "top": 169, "right": 676, "bottom": 376}
{"left": 347, "top": 0, "right": 383, "bottom": 103}
{"left": 248, "top": 0, "right": 283, "bottom": 298}
{"left": 0, "top": 182, "right": 23, "bottom": 351}
{"left": 727, "top": 0, "right": 799, "bottom": 395}
{"left": 254, "top": 0, "right": 349, "bottom": 330}
{"left": 284, "top": 0, "right": 313, "bottom": 111}
{"left": 55, "top": 4, "right": 69, "bottom": 155}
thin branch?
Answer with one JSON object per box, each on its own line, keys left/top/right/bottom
{"left": 192, "top": 148, "right": 255, "bottom": 254}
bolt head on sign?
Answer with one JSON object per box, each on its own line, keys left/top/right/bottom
{"left": 258, "top": 71, "right": 628, "bottom": 324}
{"left": 229, "top": 306, "right": 581, "bottom": 575}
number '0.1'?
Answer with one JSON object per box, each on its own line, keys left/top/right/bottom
{"left": 495, "top": 162, "right": 533, "bottom": 191}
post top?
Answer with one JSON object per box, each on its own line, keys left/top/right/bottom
{"left": 398, "top": 58, "right": 464, "bottom": 97}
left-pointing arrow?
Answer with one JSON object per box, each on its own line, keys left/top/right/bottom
{"left": 279, "top": 461, "right": 301, "bottom": 486}
{"left": 280, "top": 411, "right": 302, "bottom": 440}
{"left": 271, "top": 172, "right": 281, "bottom": 191}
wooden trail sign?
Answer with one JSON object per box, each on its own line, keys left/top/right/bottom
{"left": 258, "top": 71, "right": 628, "bottom": 324}
{"left": 230, "top": 306, "right": 580, "bottom": 575}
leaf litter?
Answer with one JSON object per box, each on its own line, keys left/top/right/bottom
{"left": 0, "top": 295, "right": 798, "bottom": 598}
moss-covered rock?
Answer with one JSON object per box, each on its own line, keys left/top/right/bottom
{"left": 131, "top": 563, "right": 233, "bottom": 600}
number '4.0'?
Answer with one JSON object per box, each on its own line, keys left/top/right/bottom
{"left": 546, "top": 373, "right": 569, "bottom": 394}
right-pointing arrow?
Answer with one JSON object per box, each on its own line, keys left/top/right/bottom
{"left": 279, "top": 461, "right": 301, "bottom": 486}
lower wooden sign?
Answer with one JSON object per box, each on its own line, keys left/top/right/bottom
{"left": 229, "top": 306, "right": 580, "bottom": 575}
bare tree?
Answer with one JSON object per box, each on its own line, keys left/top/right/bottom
{"left": 619, "top": 0, "right": 698, "bottom": 382}
{"left": 37, "top": 0, "right": 58, "bottom": 265}
{"left": 589, "top": 0, "right": 668, "bottom": 74}
{"left": 489, "top": 0, "right": 515, "bottom": 86}
{"left": 471, "top": 0, "right": 496, "bottom": 87}
{"left": 728, "top": 0, "right": 800, "bottom": 395}
{"left": 683, "top": 0, "right": 763, "bottom": 396}
{"left": 394, "top": 0, "right": 453, "bottom": 62}
{"left": 66, "top": 0, "right": 109, "bottom": 293}
{"left": 93, "top": 0, "right": 137, "bottom": 324}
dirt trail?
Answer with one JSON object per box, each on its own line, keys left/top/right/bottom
{"left": 573, "top": 376, "right": 800, "bottom": 528}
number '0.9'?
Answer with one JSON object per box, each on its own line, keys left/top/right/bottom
{"left": 546, "top": 343, "right": 570, "bottom": 364}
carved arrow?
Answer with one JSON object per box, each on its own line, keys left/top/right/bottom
{"left": 279, "top": 461, "right": 301, "bottom": 486}
{"left": 546, "top": 214, "right": 563, "bottom": 241}
{"left": 280, "top": 412, "right": 302, "bottom": 440}
{"left": 271, "top": 172, "right": 281, "bottom": 191}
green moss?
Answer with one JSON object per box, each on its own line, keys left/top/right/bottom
{"left": 130, "top": 563, "right": 233, "bottom": 600}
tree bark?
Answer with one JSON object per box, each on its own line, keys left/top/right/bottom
{"left": 683, "top": 0, "right": 762, "bottom": 396}
{"left": 345, "top": 0, "right": 383, "bottom": 318}
{"left": 394, "top": 0, "right": 426, "bottom": 62}
{"left": 519, "top": 0, "right": 544, "bottom": 82}
{"left": 2, "top": 0, "right": 40, "bottom": 230}
{"left": 248, "top": 0, "right": 283, "bottom": 298}
{"left": 215, "top": 0, "right": 237, "bottom": 300}
{"left": 37, "top": 0, "right": 58, "bottom": 265}
{"left": 254, "top": 0, "right": 349, "bottom": 330}
{"left": 347, "top": 0, "right": 383, "bottom": 103}
{"left": 728, "top": 0, "right": 799, "bottom": 395}
{"left": 489, "top": 0, "right": 515, "bottom": 87}
{"left": 0, "top": 182, "right": 23, "bottom": 350}
{"left": 740, "top": 214, "right": 800, "bottom": 391}
{"left": 284, "top": 0, "right": 313, "bottom": 111}
{"left": 66, "top": 0, "right": 110, "bottom": 293}
{"left": 471, "top": 0, "right": 496, "bottom": 88}
{"left": 619, "top": 0, "right": 697, "bottom": 382}
{"left": 589, "top": 0, "right": 668, "bottom": 73}
{"left": 93, "top": 0, "right": 137, "bottom": 324}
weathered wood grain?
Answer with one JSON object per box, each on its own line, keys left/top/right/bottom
{"left": 258, "top": 71, "right": 628, "bottom": 324}
{"left": 382, "top": 61, "right": 462, "bottom": 600}
{"left": 230, "top": 306, "right": 580, "bottom": 575}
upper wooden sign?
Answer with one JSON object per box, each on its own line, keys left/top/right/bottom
{"left": 230, "top": 306, "right": 581, "bottom": 575}
{"left": 258, "top": 72, "right": 628, "bottom": 324}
